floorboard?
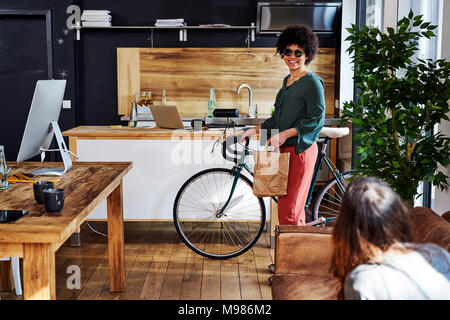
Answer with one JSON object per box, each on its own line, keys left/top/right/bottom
{"left": 0, "top": 221, "right": 274, "bottom": 300}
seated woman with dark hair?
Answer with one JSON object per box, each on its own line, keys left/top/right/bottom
{"left": 330, "top": 177, "right": 450, "bottom": 300}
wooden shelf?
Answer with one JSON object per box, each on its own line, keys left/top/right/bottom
{"left": 73, "top": 23, "right": 256, "bottom": 43}
{"left": 76, "top": 25, "right": 256, "bottom": 30}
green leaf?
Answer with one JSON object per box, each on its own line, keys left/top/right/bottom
{"left": 376, "top": 138, "right": 383, "bottom": 145}
{"left": 360, "top": 152, "right": 368, "bottom": 162}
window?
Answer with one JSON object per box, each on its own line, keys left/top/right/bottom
{"left": 398, "top": 0, "right": 441, "bottom": 61}
{"left": 366, "top": 0, "right": 384, "bottom": 28}
{"left": 397, "top": 0, "right": 441, "bottom": 207}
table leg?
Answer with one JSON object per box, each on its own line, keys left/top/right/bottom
{"left": 107, "top": 182, "right": 125, "bottom": 292}
{"left": 70, "top": 227, "right": 81, "bottom": 247}
{"left": 22, "top": 243, "right": 55, "bottom": 300}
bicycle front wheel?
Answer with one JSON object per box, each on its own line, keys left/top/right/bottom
{"left": 312, "top": 171, "right": 353, "bottom": 221}
{"left": 173, "top": 168, "right": 266, "bottom": 259}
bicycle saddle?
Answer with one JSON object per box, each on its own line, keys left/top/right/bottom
{"left": 319, "top": 127, "right": 349, "bottom": 139}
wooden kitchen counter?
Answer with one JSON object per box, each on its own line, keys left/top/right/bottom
{"left": 62, "top": 126, "right": 241, "bottom": 140}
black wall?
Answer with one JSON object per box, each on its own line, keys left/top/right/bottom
{"left": 0, "top": 0, "right": 340, "bottom": 160}
{"left": 0, "top": 0, "right": 76, "bottom": 160}
{"left": 75, "top": 0, "right": 337, "bottom": 126}
{"left": 74, "top": 0, "right": 283, "bottom": 126}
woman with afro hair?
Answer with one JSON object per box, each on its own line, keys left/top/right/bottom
{"left": 240, "top": 25, "right": 325, "bottom": 227}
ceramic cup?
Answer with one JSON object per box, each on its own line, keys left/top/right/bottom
{"left": 43, "top": 188, "right": 65, "bottom": 212}
{"left": 33, "top": 181, "right": 54, "bottom": 204}
{"left": 191, "top": 119, "right": 204, "bottom": 131}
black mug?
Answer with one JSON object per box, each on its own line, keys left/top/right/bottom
{"left": 33, "top": 181, "right": 54, "bottom": 204}
{"left": 43, "top": 188, "right": 65, "bottom": 212}
{"left": 191, "top": 119, "right": 204, "bottom": 131}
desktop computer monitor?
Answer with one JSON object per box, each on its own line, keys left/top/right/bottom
{"left": 16, "top": 80, "right": 71, "bottom": 176}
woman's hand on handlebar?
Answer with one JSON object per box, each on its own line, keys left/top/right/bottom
{"left": 237, "top": 126, "right": 259, "bottom": 143}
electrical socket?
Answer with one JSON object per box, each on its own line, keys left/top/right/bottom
{"left": 62, "top": 100, "right": 71, "bottom": 109}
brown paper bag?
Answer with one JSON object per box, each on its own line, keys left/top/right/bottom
{"left": 252, "top": 147, "right": 290, "bottom": 197}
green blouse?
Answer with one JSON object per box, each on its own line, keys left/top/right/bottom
{"left": 261, "top": 72, "right": 325, "bottom": 154}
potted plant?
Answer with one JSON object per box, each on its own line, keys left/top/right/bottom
{"left": 341, "top": 11, "right": 450, "bottom": 207}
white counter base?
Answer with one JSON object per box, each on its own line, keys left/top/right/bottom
{"left": 76, "top": 138, "right": 270, "bottom": 221}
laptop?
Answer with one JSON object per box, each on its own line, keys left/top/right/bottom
{"left": 149, "top": 105, "right": 187, "bottom": 129}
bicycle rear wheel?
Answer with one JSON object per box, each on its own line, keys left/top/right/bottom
{"left": 173, "top": 168, "right": 266, "bottom": 259}
{"left": 312, "top": 171, "right": 353, "bottom": 221}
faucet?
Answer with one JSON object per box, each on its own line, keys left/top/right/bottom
{"left": 236, "top": 83, "right": 254, "bottom": 117}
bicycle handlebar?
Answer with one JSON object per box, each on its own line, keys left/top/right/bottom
{"left": 222, "top": 136, "right": 250, "bottom": 164}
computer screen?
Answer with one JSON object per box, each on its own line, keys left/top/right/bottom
{"left": 16, "top": 80, "right": 69, "bottom": 175}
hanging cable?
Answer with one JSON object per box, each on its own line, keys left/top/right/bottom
{"left": 86, "top": 221, "right": 108, "bottom": 237}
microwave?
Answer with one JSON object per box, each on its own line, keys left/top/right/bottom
{"left": 256, "top": 1, "right": 342, "bottom": 35}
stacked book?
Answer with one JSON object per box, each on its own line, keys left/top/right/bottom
{"left": 155, "top": 18, "right": 185, "bottom": 27}
{"left": 81, "top": 10, "right": 112, "bottom": 27}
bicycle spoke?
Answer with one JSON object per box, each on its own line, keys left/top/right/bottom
{"left": 317, "top": 206, "right": 340, "bottom": 215}
{"left": 312, "top": 172, "right": 352, "bottom": 221}
{"left": 199, "top": 175, "right": 217, "bottom": 211}
{"left": 226, "top": 221, "right": 252, "bottom": 236}
{"left": 318, "top": 205, "right": 340, "bottom": 214}
{"left": 224, "top": 222, "right": 247, "bottom": 248}
{"left": 319, "top": 194, "right": 342, "bottom": 207}
{"left": 223, "top": 222, "right": 241, "bottom": 250}
{"left": 329, "top": 186, "right": 344, "bottom": 202}
{"left": 184, "top": 183, "right": 215, "bottom": 212}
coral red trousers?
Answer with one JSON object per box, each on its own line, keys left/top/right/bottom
{"left": 278, "top": 142, "right": 318, "bottom": 226}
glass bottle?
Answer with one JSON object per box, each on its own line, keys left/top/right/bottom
{"left": 207, "top": 88, "right": 216, "bottom": 118}
{"left": 0, "top": 145, "right": 9, "bottom": 190}
{"left": 161, "top": 90, "right": 166, "bottom": 105}
{"left": 129, "top": 96, "right": 138, "bottom": 128}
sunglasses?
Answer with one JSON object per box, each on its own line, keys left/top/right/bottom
{"left": 282, "top": 48, "right": 304, "bottom": 58}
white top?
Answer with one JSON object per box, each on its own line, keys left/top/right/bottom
{"left": 344, "top": 243, "right": 450, "bottom": 300}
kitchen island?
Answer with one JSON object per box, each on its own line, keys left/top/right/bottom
{"left": 63, "top": 126, "right": 264, "bottom": 221}
{"left": 63, "top": 119, "right": 340, "bottom": 221}
{"left": 63, "top": 120, "right": 342, "bottom": 247}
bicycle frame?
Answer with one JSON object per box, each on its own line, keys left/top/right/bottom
{"left": 304, "top": 138, "right": 348, "bottom": 214}
{"left": 216, "top": 151, "right": 256, "bottom": 216}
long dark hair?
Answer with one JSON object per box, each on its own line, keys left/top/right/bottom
{"left": 330, "top": 177, "right": 413, "bottom": 298}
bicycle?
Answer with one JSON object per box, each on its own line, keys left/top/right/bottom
{"left": 173, "top": 122, "right": 351, "bottom": 259}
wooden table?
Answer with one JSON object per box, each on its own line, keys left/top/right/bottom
{"left": 0, "top": 161, "right": 132, "bottom": 300}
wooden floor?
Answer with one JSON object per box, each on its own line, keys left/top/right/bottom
{"left": 0, "top": 221, "right": 274, "bottom": 300}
